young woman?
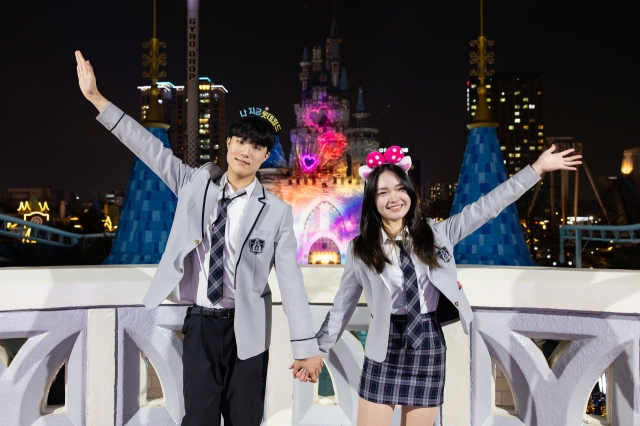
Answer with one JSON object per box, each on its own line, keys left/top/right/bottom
{"left": 307, "top": 145, "right": 581, "bottom": 426}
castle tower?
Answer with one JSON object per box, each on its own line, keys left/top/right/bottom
{"left": 449, "top": 0, "right": 536, "bottom": 266}
{"left": 299, "top": 46, "right": 311, "bottom": 91}
{"left": 346, "top": 85, "right": 379, "bottom": 176}
{"left": 103, "top": 1, "right": 178, "bottom": 264}
{"left": 330, "top": 40, "right": 341, "bottom": 87}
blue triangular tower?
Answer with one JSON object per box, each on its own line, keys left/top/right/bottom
{"left": 103, "top": 127, "right": 177, "bottom": 264}
{"left": 451, "top": 127, "right": 536, "bottom": 265}
{"left": 104, "top": 16, "right": 177, "bottom": 265}
{"left": 450, "top": 15, "right": 536, "bottom": 266}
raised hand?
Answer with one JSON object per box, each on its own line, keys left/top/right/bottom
{"left": 75, "top": 51, "right": 108, "bottom": 112}
{"left": 531, "top": 144, "right": 582, "bottom": 175}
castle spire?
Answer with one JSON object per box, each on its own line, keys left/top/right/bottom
{"left": 141, "top": 0, "right": 169, "bottom": 129}
{"left": 353, "top": 84, "right": 370, "bottom": 126}
{"left": 467, "top": 0, "right": 497, "bottom": 129}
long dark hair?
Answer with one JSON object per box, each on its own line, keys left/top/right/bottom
{"left": 353, "top": 164, "right": 440, "bottom": 274}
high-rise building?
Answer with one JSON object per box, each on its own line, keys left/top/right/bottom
{"left": 138, "top": 77, "right": 228, "bottom": 168}
{"left": 468, "top": 73, "right": 544, "bottom": 177}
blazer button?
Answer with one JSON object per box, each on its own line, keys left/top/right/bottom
{"left": 455, "top": 301, "right": 459, "bottom": 307}
{"left": 179, "top": 268, "right": 184, "bottom": 273}
{"left": 195, "top": 239, "right": 200, "bottom": 245}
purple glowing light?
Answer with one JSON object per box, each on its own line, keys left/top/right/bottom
{"left": 300, "top": 154, "right": 320, "bottom": 173}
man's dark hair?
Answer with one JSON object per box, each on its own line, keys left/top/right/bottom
{"left": 227, "top": 116, "right": 275, "bottom": 152}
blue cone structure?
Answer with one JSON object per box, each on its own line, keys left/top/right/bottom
{"left": 450, "top": 126, "right": 537, "bottom": 266}
{"left": 103, "top": 127, "right": 178, "bottom": 264}
{"left": 262, "top": 135, "right": 288, "bottom": 169}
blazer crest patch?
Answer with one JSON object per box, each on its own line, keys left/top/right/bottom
{"left": 436, "top": 247, "right": 452, "bottom": 263}
{"left": 249, "top": 238, "right": 265, "bottom": 254}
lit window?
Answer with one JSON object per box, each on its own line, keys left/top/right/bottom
{"left": 523, "top": 105, "right": 529, "bottom": 109}
{"left": 500, "top": 146, "right": 506, "bottom": 151}
{"left": 515, "top": 91, "right": 520, "bottom": 95}
{"left": 486, "top": 84, "right": 492, "bottom": 88}
{"left": 487, "top": 98, "right": 492, "bottom": 103}
{"left": 515, "top": 167, "right": 521, "bottom": 171}
{"left": 500, "top": 98, "right": 506, "bottom": 102}
{"left": 523, "top": 139, "right": 528, "bottom": 143}
{"left": 537, "top": 91, "right": 542, "bottom": 95}
{"left": 508, "top": 125, "right": 515, "bottom": 130}
{"left": 515, "top": 146, "right": 521, "bottom": 151}
{"left": 523, "top": 97, "right": 529, "bottom": 102}
{"left": 538, "top": 125, "right": 544, "bottom": 129}
{"left": 471, "top": 84, "right": 477, "bottom": 89}
{"left": 515, "top": 111, "right": 520, "bottom": 116}
{"left": 529, "top": 104, "right": 536, "bottom": 109}
{"left": 529, "top": 118, "right": 536, "bottom": 123}
{"left": 515, "top": 153, "right": 521, "bottom": 158}
{"left": 471, "top": 112, "right": 476, "bottom": 116}
{"left": 523, "top": 125, "right": 529, "bottom": 130}
{"left": 538, "top": 146, "right": 543, "bottom": 150}
{"left": 471, "top": 105, "right": 477, "bottom": 110}
{"left": 538, "top": 139, "right": 544, "bottom": 143}
{"left": 515, "top": 119, "right": 521, "bottom": 123}
{"left": 538, "top": 132, "right": 544, "bottom": 136}
{"left": 501, "top": 92, "right": 505, "bottom": 95}
{"left": 503, "top": 160, "right": 507, "bottom": 164}
{"left": 509, "top": 153, "right": 514, "bottom": 158}
{"left": 514, "top": 105, "right": 520, "bottom": 109}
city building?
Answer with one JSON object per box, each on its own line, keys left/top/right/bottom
{"left": 138, "top": 77, "right": 228, "bottom": 168}
{"left": 468, "top": 73, "right": 544, "bottom": 177}
{"left": 104, "top": 190, "right": 126, "bottom": 207}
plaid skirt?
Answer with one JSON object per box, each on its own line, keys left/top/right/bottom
{"left": 359, "top": 312, "right": 446, "bottom": 407}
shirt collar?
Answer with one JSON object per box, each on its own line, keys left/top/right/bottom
{"left": 218, "top": 173, "right": 257, "bottom": 200}
{"left": 380, "top": 227, "right": 408, "bottom": 244}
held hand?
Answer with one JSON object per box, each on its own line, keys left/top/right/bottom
{"left": 75, "top": 50, "right": 108, "bottom": 112}
{"left": 289, "top": 355, "right": 324, "bottom": 383}
{"left": 531, "top": 144, "right": 582, "bottom": 175}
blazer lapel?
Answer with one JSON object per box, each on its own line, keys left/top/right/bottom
{"left": 201, "top": 176, "right": 223, "bottom": 239}
{"left": 234, "top": 181, "right": 267, "bottom": 266}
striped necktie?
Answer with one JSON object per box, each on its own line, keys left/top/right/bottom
{"left": 207, "top": 189, "right": 246, "bottom": 305}
{"left": 396, "top": 240, "right": 423, "bottom": 349}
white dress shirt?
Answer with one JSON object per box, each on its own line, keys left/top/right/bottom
{"left": 191, "top": 174, "right": 257, "bottom": 309}
{"left": 380, "top": 228, "right": 440, "bottom": 314}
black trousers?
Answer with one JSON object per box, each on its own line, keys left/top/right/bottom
{"left": 181, "top": 309, "right": 269, "bottom": 426}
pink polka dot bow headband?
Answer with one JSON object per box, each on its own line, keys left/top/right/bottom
{"left": 358, "top": 146, "right": 412, "bottom": 181}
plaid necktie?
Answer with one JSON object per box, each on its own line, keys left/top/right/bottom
{"left": 396, "top": 240, "right": 423, "bottom": 349}
{"left": 207, "top": 189, "right": 246, "bottom": 305}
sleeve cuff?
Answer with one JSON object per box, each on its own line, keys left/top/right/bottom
{"left": 513, "top": 165, "right": 542, "bottom": 190}
{"left": 95, "top": 102, "right": 125, "bottom": 130}
{"left": 291, "top": 338, "right": 321, "bottom": 360}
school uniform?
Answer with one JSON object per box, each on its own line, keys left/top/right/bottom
{"left": 96, "top": 103, "right": 320, "bottom": 425}
{"left": 316, "top": 165, "right": 541, "bottom": 407}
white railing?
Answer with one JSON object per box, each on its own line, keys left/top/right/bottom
{"left": 1, "top": 265, "right": 640, "bottom": 425}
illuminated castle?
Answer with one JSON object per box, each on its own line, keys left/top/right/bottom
{"left": 260, "top": 17, "right": 378, "bottom": 264}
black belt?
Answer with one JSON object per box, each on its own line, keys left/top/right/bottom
{"left": 188, "top": 305, "right": 235, "bottom": 318}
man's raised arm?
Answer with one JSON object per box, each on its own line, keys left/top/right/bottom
{"left": 75, "top": 50, "right": 203, "bottom": 196}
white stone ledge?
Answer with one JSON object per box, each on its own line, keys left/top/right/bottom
{"left": 1, "top": 265, "right": 640, "bottom": 314}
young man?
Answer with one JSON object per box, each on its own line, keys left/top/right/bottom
{"left": 75, "top": 51, "right": 323, "bottom": 426}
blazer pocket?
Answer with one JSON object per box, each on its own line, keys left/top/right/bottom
{"left": 251, "top": 230, "right": 271, "bottom": 237}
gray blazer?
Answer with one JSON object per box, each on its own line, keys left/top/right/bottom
{"left": 97, "top": 103, "right": 320, "bottom": 360}
{"left": 316, "top": 166, "right": 541, "bottom": 362}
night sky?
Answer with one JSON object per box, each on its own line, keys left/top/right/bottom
{"left": 1, "top": 0, "right": 637, "bottom": 199}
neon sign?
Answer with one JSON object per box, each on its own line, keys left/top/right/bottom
{"left": 239, "top": 107, "right": 282, "bottom": 132}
